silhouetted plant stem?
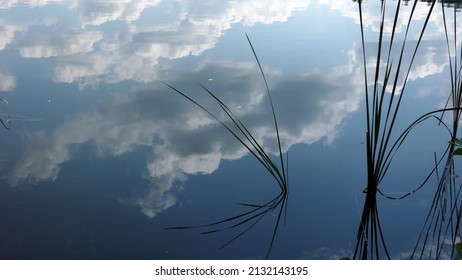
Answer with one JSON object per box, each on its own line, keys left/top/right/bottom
{"left": 355, "top": 0, "right": 436, "bottom": 259}
{"left": 0, "top": 97, "right": 11, "bottom": 129}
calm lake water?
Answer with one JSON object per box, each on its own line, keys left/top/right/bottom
{"left": 0, "top": 0, "right": 460, "bottom": 259}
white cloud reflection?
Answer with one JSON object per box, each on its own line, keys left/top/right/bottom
{"left": 16, "top": 30, "right": 103, "bottom": 58}
{"left": 322, "top": 0, "right": 455, "bottom": 95}
{"left": 1, "top": 0, "right": 310, "bottom": 87}
{"left": 3, "top": 0, "right": 450, "bottom": 90}
{"left": 70, "top": 0, "right": 161, "bottom": 27}
{"left": 2, "top": 0, "right": 455, "bottom": 220}
{"left": 348, "top": 39, "right": 450, "bottom": 96}
{"left": 320, "top": 0, "right": 439, "bottom": 35}
{"left": 0, "top": 20, "right": 27, "bottom": 51}
{"left": 8, "top": 61, "right": 362, "bottom": 218}
{"left": 0, "top": 72, "right": 16, "bottom": 91}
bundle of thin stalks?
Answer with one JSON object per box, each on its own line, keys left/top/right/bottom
{"left": 354, "top": 0, "right": 436, "bottom": 259}
{"left": 411, "top": 1, "right": 462, "bottom": 259}
{"left": 164, "top": 34, "right": 289, "bottom": 259}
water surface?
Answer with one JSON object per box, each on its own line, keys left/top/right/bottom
{"left": 0, "top": 0, "right": 459, "bottom": 259}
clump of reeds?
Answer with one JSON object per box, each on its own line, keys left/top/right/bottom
{"left": 165, "top": 34, "right": 288, "bottom": 259}
{"left": 410, "top": 1, "right": 462, "bottom": 260}
{"left": 354, "top": 0, "right": 437, "bottom": 259}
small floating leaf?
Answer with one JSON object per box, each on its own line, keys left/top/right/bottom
{"left": 456, "top": 242, "right": 462, "bottom": 253}
{"left": 453, "top": 243, "right": 462, "bottom": 260}
{"left": 454, "top": 138, "right": 462, "bottom": 146}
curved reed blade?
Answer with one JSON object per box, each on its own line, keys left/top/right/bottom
{"left": 0, "top": 98, "right": 11, "bottom": 130}
{"left": 164, "top": 34, "right": 289, "bottom": 259}
{"left": 166, "top": 195, "right": 281, "bottom": 230}
{"left": 245, "top": 33, "right": 288, "bottom": 191}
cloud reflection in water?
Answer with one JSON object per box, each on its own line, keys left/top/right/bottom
{"left": 8, "top": 60, "right": 362, "bottom": 218}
